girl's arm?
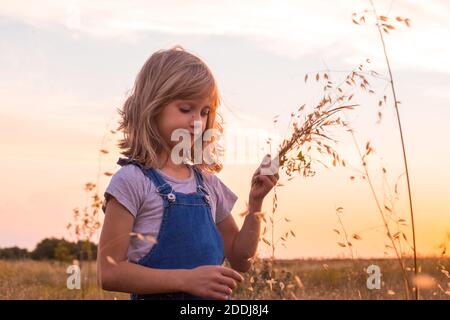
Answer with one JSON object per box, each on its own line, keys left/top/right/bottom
{"left": 218, "top": 161, "right": 279, "bottom": 273}
{"left": 98, "top": 197, "right": 242, "bottom": 299}
{"left": 217, "top": 198, "right": 263, "bottom": 273}
{"left": 97, "top": 197, "right": 184, "bottom": 293}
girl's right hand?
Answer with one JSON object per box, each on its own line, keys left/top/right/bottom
{"left": 182, "top": 265, "right": 244, "bottom": 300}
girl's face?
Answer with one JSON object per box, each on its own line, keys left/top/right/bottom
{"left": 157, "top": 97, "right": 212, "bottom": 149}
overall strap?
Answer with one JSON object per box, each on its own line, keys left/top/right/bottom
{"left": 116, "top": 157, "right": 172, "bottom": 194}
{"left": 145, "top": 169, "right": 173, "bottom": 195}
{"left": 192, "top": 166, "right": 210, "bottom": 196}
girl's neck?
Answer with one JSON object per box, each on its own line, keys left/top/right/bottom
{"left": 158, "top": 152, "right": 191, "bottom": 180}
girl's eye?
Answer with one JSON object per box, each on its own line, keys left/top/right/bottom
{"left": 201, "top": 110, "right": 210, "bottom": 117}
{"left": 179, "top": 107, "right": 190, "bottom": 113}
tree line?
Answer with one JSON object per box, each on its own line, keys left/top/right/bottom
{"left": 0, "top": 238, "right": 97, "bottom": 262}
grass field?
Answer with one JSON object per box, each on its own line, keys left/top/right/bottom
{"left": 1, "top": 258, "right": 448, "bottom": 300}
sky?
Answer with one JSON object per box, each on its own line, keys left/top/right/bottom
{"left": 0, "top": 0, "right": 449, "bottom": 259}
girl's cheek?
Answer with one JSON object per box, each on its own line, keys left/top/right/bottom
{"left": 182, "top": 112, "right": 194, "bottom": 123}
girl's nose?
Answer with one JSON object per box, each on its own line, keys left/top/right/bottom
{"left": 190, "top": 118, "right": 203, "bottom": 131}
{"left": 192, "top": 111, "right": 202, "bottom": 121}
{"left": 190, "top": 112, "right": 203, "bottom": 124}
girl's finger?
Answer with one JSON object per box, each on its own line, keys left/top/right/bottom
{"left": 218, "top": 275, "right": 237, "bottom": 289}
{"left": 208, "top": 289, "right": 229, "bottom": 300}
{"left": 261, "top": 174, "right": 276, "bottom": 184}
{"left": 260, "top": 154, "right": 272, "bottom": 168}
{"left": 251, "top": 175, "right": 259, "bottom": 186}
{"left": 258, "top": 175, "right": 273, "bottom": 186}
{"left": 220, "top": 267, "right": 244, "bottom": 282}
{"left": 211, "top": 284, "right": 232, "bottom": 296}
{"left": 266, "top": 175, "right": 277, "bottom": 186}
{"left": 269, "top": 174, "right": 278, "bottom": 185}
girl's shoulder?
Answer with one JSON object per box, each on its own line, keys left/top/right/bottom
{"left": 102, "top": 161, "right": 155, "bottom": 216}
{"left": 114, "top": 162, "right": 147, "bottom": 181}
{"left": 107, "top": 162, "right": 152, "bottom": 195}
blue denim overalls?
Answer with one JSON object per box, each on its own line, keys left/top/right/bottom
{"left": 117, "top": 158, "right": 225, "bottom": 300}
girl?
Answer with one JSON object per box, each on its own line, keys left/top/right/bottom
{"left": 97, "top": 46, "right": 279, "bottom": 300}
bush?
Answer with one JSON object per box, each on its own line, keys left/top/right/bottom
{"left": 0, "top": 246, "right": 30, "bottom": 259}
{"left": 28, "top": 238, "right": 97, "bottom": 261}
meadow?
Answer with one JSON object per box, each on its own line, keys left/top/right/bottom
{"left": 1, "top": 258, "right": 448, "bottom": 300}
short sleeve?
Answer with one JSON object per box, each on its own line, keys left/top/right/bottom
{"left": 207, "top": 174, "right": 238, "bottom": 224}
{"left": 102, "top": 165, "right": 147, "bottom": 217}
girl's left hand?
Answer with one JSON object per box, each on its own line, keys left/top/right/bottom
{"left": 249, "top": 155, "right": 279, "bottom": 201}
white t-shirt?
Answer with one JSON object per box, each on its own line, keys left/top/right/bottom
{"left": 103, "top": 164, "right": 238, "bottom": 263}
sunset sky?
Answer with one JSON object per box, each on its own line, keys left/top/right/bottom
{"left": 1, "top": 0, "right": 449, "bottom": 259}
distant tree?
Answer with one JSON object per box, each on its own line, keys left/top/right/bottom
{"left": 31, "top": 238, "right": 62, "bottom": 260}
{"left": 74, "top": 240, "right": 97, "bottom": 261}
{"left": 54, "top": 241, "right": 74, "bottom": 262}
{"left": 30, "top": 237, "right": 97, "bottom": 261}
{"left": 0, "top": 246, "right": 30, "bottom": 259}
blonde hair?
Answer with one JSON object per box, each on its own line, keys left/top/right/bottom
{"left": 117, "top": 46, "right": 223, "bottom": 173}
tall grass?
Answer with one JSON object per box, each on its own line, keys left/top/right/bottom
{"left": 257, "top": 2, "right": 422, "bottom": 300}
{"left": 369, "top": 0, "right": 418, "bottom": 299}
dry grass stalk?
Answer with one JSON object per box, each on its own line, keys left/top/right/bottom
{"left": 351, "top": 1, "right": 418, "bottom": 299}
{"left": 66, "top": 121, "right": 118, "bottom": 298}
